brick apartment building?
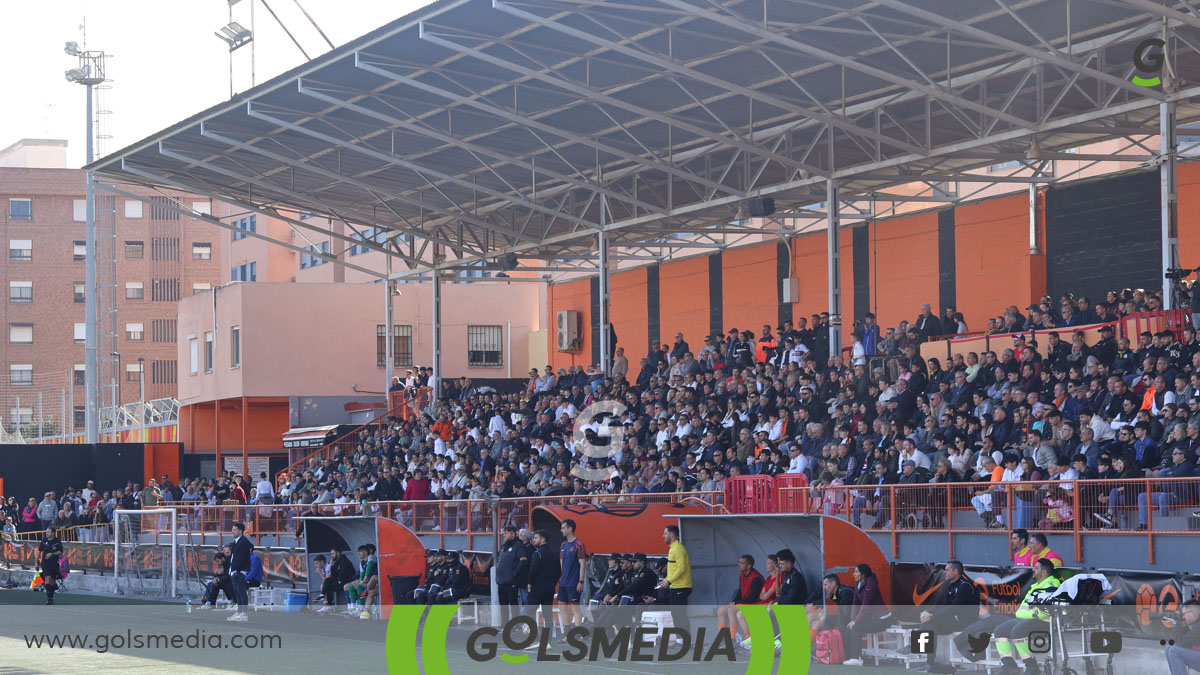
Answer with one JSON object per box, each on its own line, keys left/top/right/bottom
{"left": 0, "top": 139, "right": 224, "bottom": 434}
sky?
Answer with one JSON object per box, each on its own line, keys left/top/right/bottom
{"left": 0, "top": 0, "right": 432, "bottom": 168}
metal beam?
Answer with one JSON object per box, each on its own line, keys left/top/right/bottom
{"left": 827, "top": 178, "right": 841, "bottom": 350}
{"left": 417, "top": 22, "right": 830, "bottom": 177}
{"left": 1163, "top": 98, "right": 1179, "bottom": 308}
{"left": 493, "top": 0, "right": 924, "bottom": 156}
{"left": 868, "top": 0, "right": 1164, "bottom": 102}
{"left": 654, "top": 0, "right": 1036, "bottom": 130}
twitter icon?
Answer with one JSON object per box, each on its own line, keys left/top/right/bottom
{"left": 966, "top": 633, "right": 992, "bottom": 654}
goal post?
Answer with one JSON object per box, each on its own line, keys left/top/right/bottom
{"left": 114, "top": 508, "right": 177, "bottom": 598}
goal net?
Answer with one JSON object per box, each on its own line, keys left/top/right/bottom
{"left": 114, "top": 509, "right": 187, "bottom": 598}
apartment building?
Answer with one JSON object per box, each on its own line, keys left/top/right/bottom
{"left": 0, "top": 139, "right": 224, "bottom": 434}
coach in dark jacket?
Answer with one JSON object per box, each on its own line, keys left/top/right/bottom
{"left": 525, "top": 530, "right": 560, "bottom": 621}
{"left": 919, "top": 560, "right": 979, "bottom": 672}
{"left": 495, "top": 526, "right": 530, "bottom": 623}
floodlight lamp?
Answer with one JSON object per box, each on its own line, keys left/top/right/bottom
{"left": 65, "top": 67, "right": 88, "bottom": 83}
{"left": 64, "top": 41, "right": 81, "bottom": 56}
{"left": 1026, "top": 138, "right": 1044, "bottom": 161}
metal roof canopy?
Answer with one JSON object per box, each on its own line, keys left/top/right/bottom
{"left": 89, "top": 0, "right": 1200, "bottom": 277}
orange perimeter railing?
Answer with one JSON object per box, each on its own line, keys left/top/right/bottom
{"left": 149, "top": 491, "right": 723, "bottom": 550}
{"left": 777, "top": 476, "right": 1200, "bottom": 563}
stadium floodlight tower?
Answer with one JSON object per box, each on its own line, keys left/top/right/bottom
{"left": 65, "top": 41, "right": 107, "bottom": 445}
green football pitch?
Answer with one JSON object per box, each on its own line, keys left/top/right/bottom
{"left": 0, "top": 588, "right": 912, "bottom": 674}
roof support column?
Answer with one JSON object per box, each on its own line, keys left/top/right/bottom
{"left": 1161, "top": 99, "right": 1180, "bottom": 309}
{"left": 827, "top": 179, "right": 842, "bottom": 353}
{"left": 432, "top": 270, "right": 443, "bottom": 402}
{"left": 385, "top": 253, "right": 395, "bottom": 396}
{"left": 598, "top": 198, "right": 611, "bottom": 376}
{"left": 1029, "top": 181, "right": 1039, "bottom": 255}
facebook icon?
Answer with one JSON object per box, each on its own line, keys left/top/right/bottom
{"left": 911, "top": 629, "right": 936, "bottom": 654}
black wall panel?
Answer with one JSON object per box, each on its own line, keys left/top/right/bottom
{"left": 647, "top": 265, "right": 660, "bottom": 347}
{"left": 853, "top": 225, "right": 870, "bottom": 323}
{"left": 0, "top": 443, "right": 148, "bottom": 503}
{"left": 590, "top": 276, "right": 600, "bottom": 365}
{"left": 709, "top": 252, "right": 723, "bottom": 338}
{"left": 938, "top": 208, "right": 956, "bottom": 313}
{"left": 1045, "top": 170, "right": 1161, "bottom": 303}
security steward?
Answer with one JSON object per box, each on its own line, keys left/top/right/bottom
{"left": 918, "top": 560, "right": 979, "bottom": 673}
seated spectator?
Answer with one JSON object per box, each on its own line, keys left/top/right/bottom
{"left": 315, "top": 548, "right": 357, "bottom": 613}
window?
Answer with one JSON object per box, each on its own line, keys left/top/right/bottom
{"left": 188, "top": 336, "right": 198, "bottom": 374}
{"left": 192, "top": 282, "right": 212, "bottom": 294}
{"left": 350, "top": 228, "right": 388, "bottom": 255}
{"left": 8, "top": 198, "right": 31, "bottom": 220}
{"left": 192, "top": 242, "right": 212, "bottom": 260}
{"left": 73, "top": 241, "right": 87, "bottom": 262}
{"left": 192, "top": 201, "right": 211, "bottom": 215}
{"left": 233, "top": 215, "right": 257, "bottom": 240}
{"left": 74, "top": 365, "right": 85, "bottom": 387}
{"left": 126, "top": 322, "right": 144, "bottom": 341}
{"left": 124, "top": 200, "right": 143, "bottom": 218}
{"left": 988, "top": 160, "right": 1021, "bottom": 173}
{"left": 300, "top": 241, "right": 330, "bottom": 268}
{"left": 126, "top": 363, "right": 143, "bottom": 382}
{"left": 125, "top": 241, "right": 144, "bottom": 259}
{"left": 74, "top": 282, "right": 85, "bottom": 303}
{"left": 73, "top": 406, "right": 85, "bottom": 428}
{"left": 9, "top": 406, "right": 33, "bottom": 427}
{"left": 9, "top": 281, "right": 32, "bottom": 303}
{"left": 204, "top": 332, "right": 214, "bottom": 373}
{"left": 9, "top": 364, "right": 32, "bottom": 387}
{"left": 467, "top": 325, "right": 504, "bottom": 367}
{"left": 299, "top": 210, "right": 312, "bottom": 220}
{"left": 8, "top": 239, "right": 32, "bottom": 262}
{"left": 376, "top": 324, "right": 414, "bottom": 367}
{"left": 10, "top": 324, "right": 33, "bottom": 344}
{"left": 73, "top": 199, "right": 87, "bottom": 222}
{"left": 74, "top": 323, "right": 86, "bottom": 344}
{"left": 232, "top": 262, "right": 257, "bottom": 282}
{"left": 231, "top": 325, "right": 241, "bottom": 368}
{"left": 125, "top": 281, "right": 144, "bottom": 300}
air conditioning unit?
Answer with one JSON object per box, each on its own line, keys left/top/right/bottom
{"left": 557, "top": 310, "right": 581, "bottom": 351}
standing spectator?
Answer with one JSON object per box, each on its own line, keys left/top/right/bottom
{"left": 255, "top": 472, "right": 275, "bottom": 505}
{"left": 36, "top": 492, "right": 57, "bottom": 530}
{"left": 915, "top": 304, "right": 943, "bottom": 340}
{"left": 226, "top": 521, "right": 252, "bottom": 622}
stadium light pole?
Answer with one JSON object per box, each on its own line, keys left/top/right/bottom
{"left": 65, "top": 42, "right": 106, "bottom": 445}
{"left": 137, "top": 357, "right": 145, "bottom": 435}
{"left": 826, "top": 179, "right": 842, "bottom": 351}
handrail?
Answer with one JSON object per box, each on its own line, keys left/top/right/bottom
{"left": 278, "top": 386, "right": 432, "bottom": 485}
{"left": 776, "top": 475, "right": 1200, "bottom": 563}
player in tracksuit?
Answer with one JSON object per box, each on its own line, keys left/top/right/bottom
{"left": 616, "top": 553, "right": 657, "bottom": 606}
{"left": 412, "top": 549, "right": 444, "bottom": 604}
{"left": 526, "top": 530, "right": 561, "bottom": 632}
{"left": 432, "top": 551, "right": 472, "bottom": 604}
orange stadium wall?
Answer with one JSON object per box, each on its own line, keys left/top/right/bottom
{"left": 180, "top": 397, "right": 290, "bottom": 454}
{"left": 545, "top": 165, "right": 1200, "bottom": 361}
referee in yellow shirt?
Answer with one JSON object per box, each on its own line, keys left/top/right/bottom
{"left": 658, "top": 525, "right": 692, "bottom": 631}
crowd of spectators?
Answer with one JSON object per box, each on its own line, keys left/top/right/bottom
{"left": 5, "top": 286, "right": 1198, "bottom": 541}
{"left": 258, "top": 287, "right": 1200, "bottom": 534}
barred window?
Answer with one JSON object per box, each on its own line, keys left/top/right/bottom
{"left": 467, "top": 325, "right": 503, "bottom": 367}
{"left": 151, "top": 359, "right": 177, "bottom": 385}
{"left": 151, "top": 278, "right": 181, "bottom": 302}
{"left": 376, "top": 325, "right": 413, "bottom": 368}
{"left": 125, "top": 241, "right": 144, "bottom": 259}
{"left": 151, "top": 237, "right": 180, "bottom": 261}
{"left": 152, "top": 319, "right": 177, "bottom": 343}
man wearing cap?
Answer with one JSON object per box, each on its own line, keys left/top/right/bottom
{"left": 412, "top": 550, "right": 444, "bottom": 604}
{"left": 432, "top": 551, "right": 472, "bottom": 605}
{"left": 617, "top": 553, "right": 656, "bottom": 606}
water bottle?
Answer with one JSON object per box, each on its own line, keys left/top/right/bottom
{"left": 186, "top": 598, "right": 192, "bottom": 614}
